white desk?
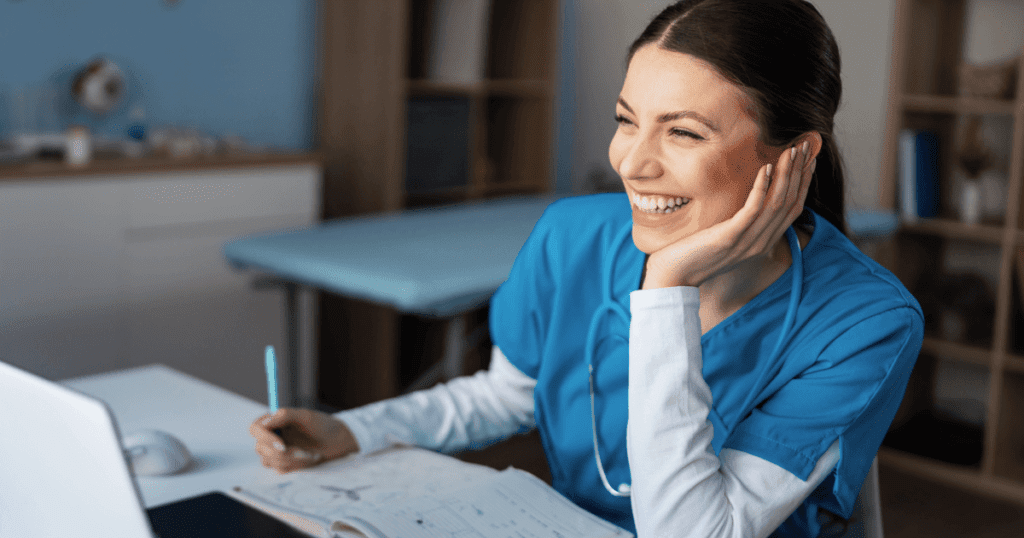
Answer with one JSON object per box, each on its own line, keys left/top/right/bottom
{"left": 63, "top": 364, "right": 276, "bottom": 508}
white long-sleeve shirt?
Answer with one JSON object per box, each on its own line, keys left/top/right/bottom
{"left": 336, "top": 286, "right": 839, "bottom": 537}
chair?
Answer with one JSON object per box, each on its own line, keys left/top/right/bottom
{"left": 841, "top": 456, "right": 884, "bottom": 538}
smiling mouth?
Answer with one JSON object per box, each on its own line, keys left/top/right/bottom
{"left": 632, "top": 193, "right": 691, "bottom": 214}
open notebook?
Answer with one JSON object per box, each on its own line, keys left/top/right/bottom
{"left": 230, "top": 446, "right": 633, "bottom": 538}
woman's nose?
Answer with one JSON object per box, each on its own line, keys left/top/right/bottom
{"left": 616, "top": 135, "right": 662, "bottom": 180}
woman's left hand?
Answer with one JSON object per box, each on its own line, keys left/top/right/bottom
{"left": 642, "top": 140, "right": 816, "bottom": 290}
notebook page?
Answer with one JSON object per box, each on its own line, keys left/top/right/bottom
{"left": 357, "top": 468, "right": 633, "bottom": 538}
{"left": 234, "top": 446, "right": 498, "bottom": 526}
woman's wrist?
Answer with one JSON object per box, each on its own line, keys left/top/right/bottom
{"left": 641, "top": 258, "right": 700, "bottom": 289}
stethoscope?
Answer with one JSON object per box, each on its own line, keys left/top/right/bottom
{"left": 586, "top": 224, "right": 805, "bottom": 498}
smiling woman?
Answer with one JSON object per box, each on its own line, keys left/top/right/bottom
{"left": 250, "top": 2, "right": 923, "bottom": 538}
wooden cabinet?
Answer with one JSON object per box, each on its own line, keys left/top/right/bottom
{"left": 317, "top": 0, "right": 558, "bottom": 409}
{"left": 0, "top": 157, "right": 321, "bottom": 402}
{"left": 878, "top": 0, "right": 1024, "bottom": 504}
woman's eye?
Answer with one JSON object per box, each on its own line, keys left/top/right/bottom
{"left": 614, "top": 114, "right": 633, "bottom": 126}
{"left": 671, "top": 128, "right": 704, "bottom": 141}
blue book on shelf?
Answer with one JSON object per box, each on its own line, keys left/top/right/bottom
{"left": 914, "top": 131, "right": 939, "bottom": 219}
{"left": 898, "top": 129, "right": 940, "bottom": 221}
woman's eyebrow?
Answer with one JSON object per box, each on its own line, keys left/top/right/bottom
{"left": 617, "top": 96, "right": 720, "bottom": 133}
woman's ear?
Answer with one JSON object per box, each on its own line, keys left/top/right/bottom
{"left": 799, "top": 132, "right": 823, "bottom": 167}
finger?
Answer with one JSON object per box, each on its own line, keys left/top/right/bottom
{"left": 773, "top": 142, "right": 807, "bottom": 231}
{"left": 251, "top": 422, "right": 286, "bottom": 449}
{"left": 748, "top": 144, "right": 804, "bottom": 254}
{"left": 790, "top": 157, "right": 815, "bottom": 222}
{"left": 262, "top": 408, "right": 299, "bottom": 429}
{"left": 736, "top": 162, "right": 773, "bottom": 224}
{"left": 719, "top": 162, "right": 773, "bottom": 253}
{"left": 250, "top": 414, "right": 270, "bottom": 435}
{"left": 274, "top": 451, "right": 322, "bottom": 474}
{"left": 257, "top": 444, "right": 311, "bottom": 473}
{"left": 787, "top": 141, "right": 811, "bottom": 207}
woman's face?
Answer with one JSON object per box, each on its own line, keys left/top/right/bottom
{"left": 609, "top": 45, "right": 781, "bottom": 255}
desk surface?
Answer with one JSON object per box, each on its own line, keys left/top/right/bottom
{"left": 63, "top": 364, "right": 274, "bottom": 508}
{"left": 224, "top": 194, "right": 562, "bottom": 317}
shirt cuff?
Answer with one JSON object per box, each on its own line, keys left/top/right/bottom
{"left": 629, "top": 285, "right": 700, "bottom": 311}
{"left": 334, "top": 406, "right": 393, "bottom": 455}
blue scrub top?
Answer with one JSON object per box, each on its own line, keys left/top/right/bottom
{"left": 489, "top": 193, "right": 923, "bottom": 537}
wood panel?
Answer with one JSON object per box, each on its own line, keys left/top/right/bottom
{"left": 317, "top": 0, "right": 409, "bottom": 409}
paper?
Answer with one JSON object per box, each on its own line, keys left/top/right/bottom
{"left": 234, "top": 447, "right": 631, "bottom": 538}
{"left": 236, "top": 447, "right": 498, "bottom": 524}
{"left": 360, "top": 469, "right": 630, "bottom": 538}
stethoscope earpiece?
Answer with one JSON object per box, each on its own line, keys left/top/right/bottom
{"left": 617, "top": 483, "right": 631, "bottom": 495}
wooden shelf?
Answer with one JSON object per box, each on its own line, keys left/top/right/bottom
{"left": 317, "top": 0, "right": 557, "bottom": 410}
{"left": 0, "top": 151, "right": 321, "bottom": 182}
{"left": 1005, "top": 353, "right": 1024, "bottom": 374}
{"left": 903, "top": 94, "right": 1017, "bottom": 115}
{"left": 881, "top": 0, "right": 1024, "bottom": 504}
{"left": 880, "top": 447, "right": 1024, "bottom": 506}
{"left": 921, "top": 337, "right": 993, "bottom": 367}
{"left": 407, "top": 78, "right": 552, "bottom": 98}
{"left": 901, "top": 218, "right": 1006, "bottom": 243}
{"left": 483, "top": 179, "right": 546, "bottom": 195}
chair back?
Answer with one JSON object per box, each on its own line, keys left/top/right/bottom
{"left": 841, "top": 456, "right": 884, "bottom": 538}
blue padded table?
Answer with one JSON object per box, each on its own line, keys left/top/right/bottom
{"left": 224, "top": 194, "right": 563, "bottom": 406}
{"left": 224, "top": 196, "right": 896, "bottom": 407}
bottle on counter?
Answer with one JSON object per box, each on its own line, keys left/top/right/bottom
{"left": 65, "top": 125, "right": 92, "bottom": 167}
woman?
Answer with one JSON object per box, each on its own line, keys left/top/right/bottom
{"left": 251, "top": 1, "right": 923, "bottom": 536}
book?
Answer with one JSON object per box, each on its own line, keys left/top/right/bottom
{"left": 426, "top": 0, "right": 492, "bottom": 84}
{"left": 898, "top": 129, "right": 940, "bottom": 222}
{"left": 230, "top": 446, "right": 633, "bottom": 538}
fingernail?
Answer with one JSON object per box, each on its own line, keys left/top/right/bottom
{"left": 791, "top": 146, "right": 797, "bottom": 159}
{"left": 273, "top": 441, "right": 285, "bottom": 452}
{"left": 766, "top": 163, "right": 773, "bottom": 178}
{"left": 802, "top": 141, "right": 809, "bottom": 156}
{"left": 293, "top": 449, "right": 320, "bottom": 460}
{"left": 811, "top": 159, "right": 817, "bottom": 173}
{"left": 262, "top": 417, "right": 271, "bottom": 426}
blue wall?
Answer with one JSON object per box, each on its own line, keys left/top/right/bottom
{"left": 1, "top": 0, "right": 317, "bottom": 150}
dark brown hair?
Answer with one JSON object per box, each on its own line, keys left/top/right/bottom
{"left": 629, "top": 0, "right": 848, "bottom": 236}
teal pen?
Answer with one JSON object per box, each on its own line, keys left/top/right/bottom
{"left": 264, "top": 345, "right": 284, "bottom": 439}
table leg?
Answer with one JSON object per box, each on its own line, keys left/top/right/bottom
{"left": 404, "top": 313, "right": 468, "bottom": 393}
{"left": 284, "top": 282, "right": 300, "bottom": 408}
{"left": 252, "top": 277, "right": 317, "bottom": 408}
{"left": 440, "top": 314, "right": 466, "bottom": 381}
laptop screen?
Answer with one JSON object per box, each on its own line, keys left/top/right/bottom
{"left": 0, "top": 361, "right": 311, "bottom": 538}
{"left": 0, "top": 360, "right": 156, "bottom": 536}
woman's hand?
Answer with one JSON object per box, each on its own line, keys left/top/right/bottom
{"left": 642, "top": 140, "right": 816, "bottom": 290}
{"left": 249, "top": 408, "right": 360, "bottom": 473}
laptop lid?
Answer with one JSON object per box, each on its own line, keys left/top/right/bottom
{"left": 0, "top": 359, "right": 157, "bottom": 537}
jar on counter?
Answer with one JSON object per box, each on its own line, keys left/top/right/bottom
{"left": 66, "top": 125, "right": 92, "bottom": 167}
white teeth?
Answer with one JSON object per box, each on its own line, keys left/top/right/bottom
{"left": 633, "top": 193, "right": 690, "bottom": 213}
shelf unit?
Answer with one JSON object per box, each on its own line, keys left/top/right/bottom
{"left": 878, "top": 0, "right": 1024, "bottom": 503}
{"left": 316, "top": 0, "right": 558, "bottom": 409}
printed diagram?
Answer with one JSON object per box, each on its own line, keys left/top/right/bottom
{"left": 258, "top": 481, "right": 372, "bottom": 512}
{"left": 240, "top": 447, "right": 499, "bottom": 516}
{"left": 289, "top": 484, "right": 372, "bottom": 508}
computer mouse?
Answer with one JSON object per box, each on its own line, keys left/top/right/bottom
{"left": 122, "top": 429, "right": 193, "bottom": 476}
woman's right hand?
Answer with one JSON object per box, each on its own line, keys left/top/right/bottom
{"left": 249, "top": 408, "right": 360, "bottom": 473}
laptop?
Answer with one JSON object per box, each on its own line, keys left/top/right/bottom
{"left": 0, "top": 360, "right": 311, "bottom": 537}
